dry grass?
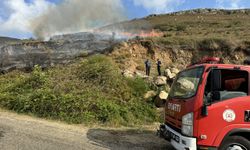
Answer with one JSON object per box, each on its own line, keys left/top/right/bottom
{"left": 102, "top": 9, "right": 250, "bottom": 43}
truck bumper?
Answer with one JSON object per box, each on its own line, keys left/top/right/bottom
{"left": 157, "top": 124, "right": 197, "bottom": 150}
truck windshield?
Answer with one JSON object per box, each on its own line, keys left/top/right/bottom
{"left": 169, "top": 67, "right": 204, "bottom": 99}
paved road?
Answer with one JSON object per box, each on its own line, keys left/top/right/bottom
{"left": 0, "top": 109, "right": 174, "bottom": 150}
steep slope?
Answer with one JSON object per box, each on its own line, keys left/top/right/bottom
{"left": 107, "top": 38, "right": 246, "bottom": 76}
{"left": 102, "top": 9, "right": 250, "bottom": 74}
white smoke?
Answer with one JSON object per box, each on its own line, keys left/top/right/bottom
{"left": 0, "top": 0, "right": 53, "bottom": 38}
{"left": 31, "top": 0, "right": 126, "bottom": 39}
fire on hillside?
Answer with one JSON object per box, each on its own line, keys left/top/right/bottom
{"left": 118, "top": 30, "right": 163, "bottom": 38}
{"left": 93, "top": 29, "right": 163, "bottom": 40}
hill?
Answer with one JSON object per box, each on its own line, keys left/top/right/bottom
{"left": 0, "top": 32, "right": 119, "bottom": 73}
{"left": 0, "top": 36, "right": 20, "bottom": 45}
{"left": 1, "top": 9, "right": 250, "bottom": 126}
{"left": 101, "top": 9, "right": 250, "bottom": 75}
{"left": 101, "top": 8, "right": 250, "bottom": 41}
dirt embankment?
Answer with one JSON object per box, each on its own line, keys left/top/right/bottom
{"left": 107, "top": 38, "right": 248, "bottom": 75}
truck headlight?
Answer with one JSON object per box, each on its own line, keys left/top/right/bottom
{"left": 182, "top": 112, "right": 193, "bottom": 136}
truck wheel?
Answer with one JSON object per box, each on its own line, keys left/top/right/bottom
{"left": 219, "top": 136, "right": 250, "bottom": 150}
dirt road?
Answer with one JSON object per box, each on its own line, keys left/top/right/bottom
{"left": 0, "top": 109, "right": 174, "bottom": 150}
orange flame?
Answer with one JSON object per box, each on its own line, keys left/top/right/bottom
{"left": 120, "top": 30, "right": 163, "bottom": 38}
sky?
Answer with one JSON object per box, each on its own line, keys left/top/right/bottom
{"left": 0, "top": 0, "right": 250, "bottom": 39}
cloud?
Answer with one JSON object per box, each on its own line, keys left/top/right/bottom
{"left": 31, "top": 0, "right": 126, "bottom": 39}
{"left": 131, "top": 0, "right": 185, "bottom": 13}
{"left": 0, "top": 0, "right": 184, "bottom": 39}
{"left": 216, "top": 0, "right": 242, "bottom": 9}
{"left": 0, "top": 0, "right": 54, "bottom": 38}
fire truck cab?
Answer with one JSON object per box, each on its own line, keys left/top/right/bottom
{"left": 158, "top": 57, "right": 250, "bottom": 150}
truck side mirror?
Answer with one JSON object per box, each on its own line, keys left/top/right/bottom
{"left": 201, "top": 105, "right": 208, "bottom": 116}
{"left": 211, "top": 91, "right": 221, "bottom": 101}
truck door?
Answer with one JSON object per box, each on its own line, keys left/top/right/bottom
{"left": 197, "top": 68, "right": 249, "bottom": 147}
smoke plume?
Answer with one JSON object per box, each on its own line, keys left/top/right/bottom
{"left": 31, "top": 0, "right": 126, "bottom": 39}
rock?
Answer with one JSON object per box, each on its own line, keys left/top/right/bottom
{"left": 154, "top": 91, "right": 168, "bottom": 108}
{"left": 154, "top": 76, "right": 167, "bottom": 86}
{"left": 171, "top": 73, "right": 177, "bottom": 79}
{"left": 159, "top": 91, "right": 169, "bottom": 100}
{"left": 164, "top": 69, "right": 175, "bottom": 79}
{"left": 135, "top": 71, "right": 148, "bottom": 78}
{"left": 234, "top": 55, "right": 239, "bottom": 60}
{"left": 122, "top": 70, "right": 134, "bottom": 78}
{"left": 165, "top": 69, "right": 171, "bottom": 76}
{"left": 171, "top": 68, "right": 180, "bottom": 74}
{"left": 120, "top": 42, "right": 128, "bottom": 48}
{"left": 122, "top": 70, "right": 148, "bottom": 78}
{"left": 144, "top": 91, "right": 157, "bottom": 99}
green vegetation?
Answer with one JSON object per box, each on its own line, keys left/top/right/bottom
{"left": 152, "top": 36, "right": 239, "bottom": 52}
{"left": 197, "top": 38, "right": 237, "bottom": 52}
{"left": 102, "top": 9, "right": 250, "bottom": 45}
{"left": 2, "top": 9, "right": 250, "bottom": 126}
{"left": 0, "top": 55, "right": 158, "bottom": 126}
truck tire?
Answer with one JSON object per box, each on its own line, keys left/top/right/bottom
{"left": 219, "top": 136, "right": 250, "bottom": 150}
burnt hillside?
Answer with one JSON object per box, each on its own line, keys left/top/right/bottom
{"left": 0, "top": 37, "right": 20, "bottom": 45}
{"left": 102, "top": 9, "right": 250, "bottom": 75}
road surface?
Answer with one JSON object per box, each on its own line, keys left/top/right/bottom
{"left": 0, "top": 109, "right": 174, "bottom": 150}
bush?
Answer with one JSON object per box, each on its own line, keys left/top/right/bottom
{"left": 176, "top": 24, "right": 187, "bottom": 31}
{"left": 77, "top": 55, "right": 121, "bottom": 87}
{"left": 198, "top": 38, "right": 236, "bottom": 53}
{"left": 0, "top": 55, "right": 158, "bottom": 126}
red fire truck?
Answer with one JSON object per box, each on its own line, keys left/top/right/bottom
{"left": 157, "top": 57, "right": 250, "bottom": 150}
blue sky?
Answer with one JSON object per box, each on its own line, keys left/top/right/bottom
{"left": 123, "top": 0, "right": 250, "bottom": 19}
{"left": 0, "top": 0, "right": 250, "bottom": 39}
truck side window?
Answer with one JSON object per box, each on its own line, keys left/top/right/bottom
{"left": 204, "top": 69, "right": 248, "bottom": 102}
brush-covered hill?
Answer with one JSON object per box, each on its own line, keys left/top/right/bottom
{"left": 0, "top": 36, "right": 20, "bottom": 45}
{"left": 1, "top": 9, "right": 250, "bottom": 126}
{"left": 0, "top": 55, "right": 158, "bottom": 126}
{"left": 103, "top": 9, "right": 250, "bottom": 75}
{"left": 101, "top": 8, "right": 250, "bottom": 41}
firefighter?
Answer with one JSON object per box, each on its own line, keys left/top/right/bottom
{"left": 157, "top": 59, "right": 162, "bottom": 76}
{"left": 145, "top": 59, "right": 151, "bottom": 76}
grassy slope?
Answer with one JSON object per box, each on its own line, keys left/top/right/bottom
{"left": 0, "top": 55, "right": 158, "bottom": 126}
{"left": 1, "top": 9, "right": 250, "bottom": 126}
{"left": 102, "top": 9, "right": 250, "bottom": 40}
{"left": 103, "top": 9, "right": 250, "bottom": 73}
{"left": 100, "top": 9, "right": 250, "bottom": 52}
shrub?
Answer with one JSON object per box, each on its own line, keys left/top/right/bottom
{"left": 197, "top": 38, "right": 236, "bottom": 53}
{"left": 0, "top": 55, "right": 158, "bottom": 126}
{"left": 176, "top": 24, "right": 187, "bottom": 31}
{"left": 77, "top": 55, "right": 121, "bottom": 87}
{"left": 28, "top": 65, "right": 48, "bottom": 88}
